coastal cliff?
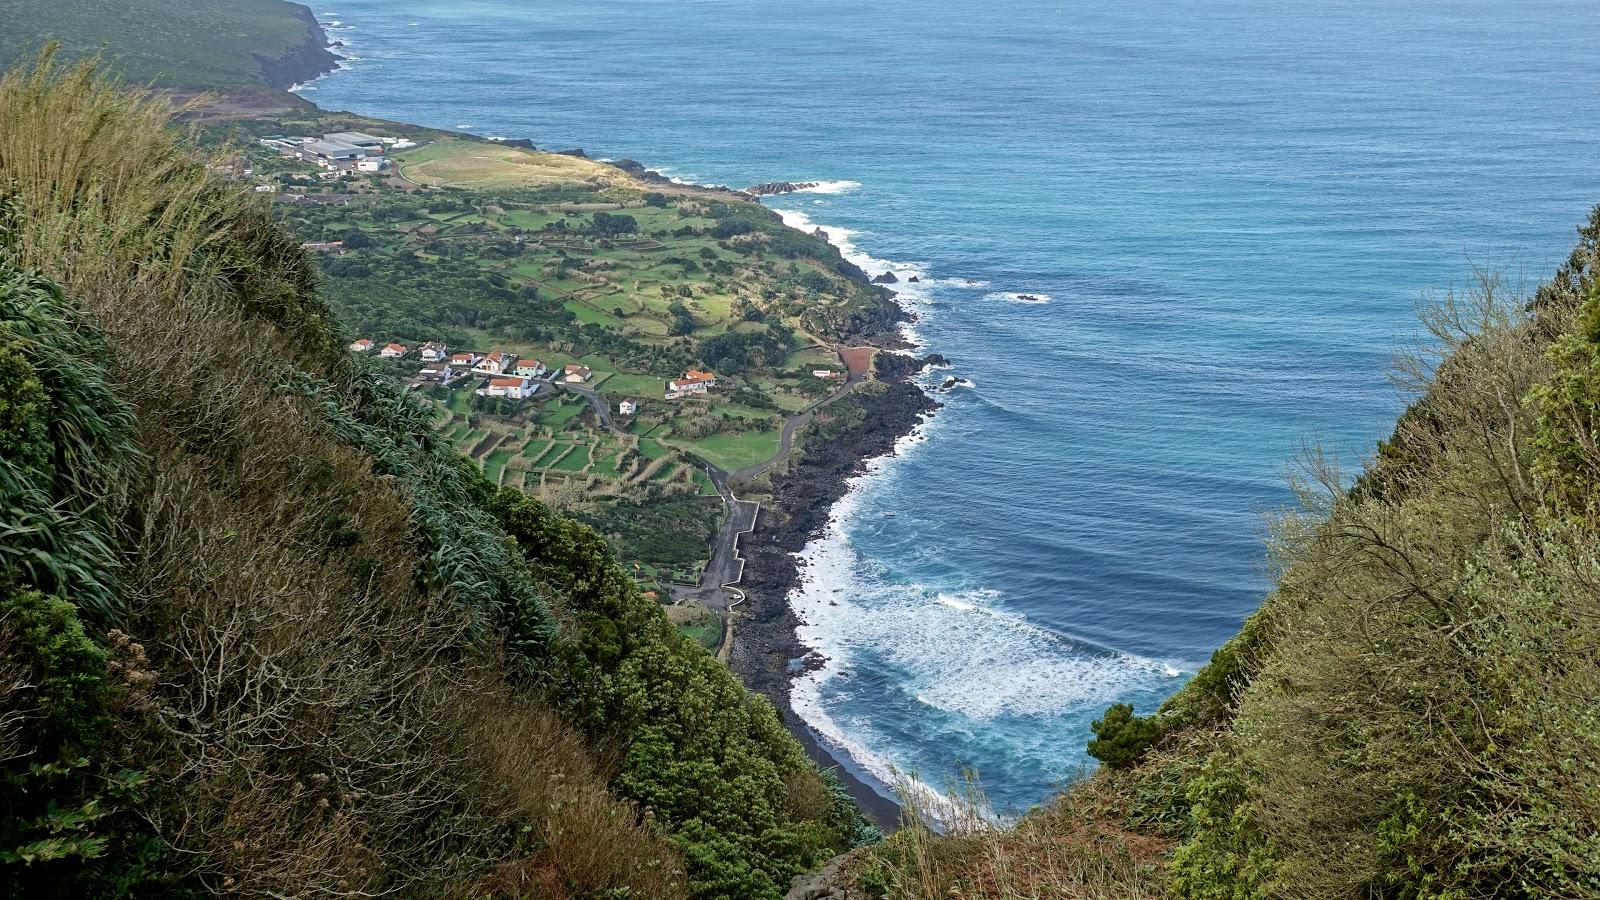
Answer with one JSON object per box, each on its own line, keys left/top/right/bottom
{"left": 254, "top": 3, "right": 341, "bottom": 90}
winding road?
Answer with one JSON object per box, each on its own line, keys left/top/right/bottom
{"left": 549, "top": 348, "right": 872, "bottom": 656}
{"left": 667, "top": 347, "right": 873, "bottom": 655}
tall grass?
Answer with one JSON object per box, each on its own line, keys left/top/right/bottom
{"left": 0, "top": 53, "right": 688, "bottom": 897}
{"left": 845, "top": 771, "right": 1169, "bottom": 899}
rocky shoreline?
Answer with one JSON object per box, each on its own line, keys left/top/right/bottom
{"left": 256, "top": 4, "right": 343, "bottom": 91}
{"left": 729, "top": 349, "right": 940, "bottom": 827}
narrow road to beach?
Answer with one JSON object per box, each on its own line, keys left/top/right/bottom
{"left": 672, "top": 345, "right": 875, "bottom": 655}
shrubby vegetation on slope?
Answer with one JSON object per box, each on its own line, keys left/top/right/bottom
{"left": 0, "top": 57, "right": 868, "bottom": 898}
{"left": 0, "top": 0, "right": 333, "bottom": 89}
{"left": 847, "top": 220, "right": 1600, "bottom": 898}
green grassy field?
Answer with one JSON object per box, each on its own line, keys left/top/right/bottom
{"left": 669, "top": 429, "right": 781, "bottom": 472}
{"left": 211, "top": 105, "right": 895, "bottom": 581}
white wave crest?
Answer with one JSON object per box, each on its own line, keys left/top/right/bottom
{"left": 788, "top": 179, "right": 862, "bottom": 195}
{"left": 984, "top": 291, "right": 1052, "bottom": 304}
{"left": 786, "top": 419, "right": 1182, "bottom": 808}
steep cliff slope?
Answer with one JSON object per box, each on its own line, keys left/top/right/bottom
{"left": 1, "top": 0, "right": 338, "bottom": 89}
{"left": 845, "top": 216, "right": 1600, "bottom": 899}
{"left": 0, "top": 59, "right": 871, "bottom": 899}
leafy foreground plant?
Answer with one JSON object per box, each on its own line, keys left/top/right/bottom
{"left": 0, "top": 53, "right": 870, "bottom": 898}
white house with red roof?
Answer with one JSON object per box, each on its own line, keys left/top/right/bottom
{"left": 348, "top": 338, "right": 374, "bottom": 353}
{"left": 449, "top": 351, "right": 479, "bottom": 368}
{"left": 665, "top": 369, "right": 717, "bottom": 400}
{"left": 514, "top": 358, "right": 547, "bottom": 378}
{"left": 418, "top": 341, "right": 449, "bottom": 362}
{"left": 380, "top": 342, "right": 408, "bottom": 359}
{"left": 473, "top": 350, "right": 513, "bottom": 375}
{"left": 563, "top": 364, "right": 592, "bottom": 383}
{"left": 478, "top": 375, "right": 536, "bottom": 400}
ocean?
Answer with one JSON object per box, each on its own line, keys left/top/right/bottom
{"left": 305, "top": 0, "right": 1600, "bottom": 815}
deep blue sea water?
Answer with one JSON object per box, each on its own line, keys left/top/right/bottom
{"left": 306, "top": 0, "right": 1600, "bottom": 814}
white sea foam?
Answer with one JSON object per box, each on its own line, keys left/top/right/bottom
{"left": 768, "top": 205, "right": 935, "bottom": 350}
{"left": 786, "top": 413, "right": 1182, "bottom": 811}
{"left": 770, "top": 209, "right": 926, "bottom": 288}
{"left": 786, "top": 179, "right": 862, "bottom": 195}
{"left": 984, "top": 291, "right": 1052, "bottom": 304}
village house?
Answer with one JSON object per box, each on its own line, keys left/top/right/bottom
{"left": 380, "top": 342, "right": 408, "bottom": 359}
{"left": 665, "top": 369, "right": 717, "bottom": 400}
{"left": 563, "top": 364, "right": 593, "bottom": 383}
{"left": 356, "top": 157, "right": 390, "bottom": 173}
{"left": 479, "top": 375, "right": 536, "bottom": 400}
{"left": 473, "top": 351, "right": 513, "bottom": 375}
{"left": 348, "top": 338, "right": 374, "bottom": 353}
{"left": 514, "top": 358, "right": 547, "bottom": 378}
{"left": 301, "top": 240, "right": 344, "bottom": 253}
{"left": 419, "top": 341, "right": 449, "bottom": 363}
{"left": 449, "top": 351, "right": 479, "bottom": 368}
{"left": 812, "top": 369, "right": 841, "bottom": 379}
{"left": 618, "top": 399, "right": 638, "bottom": 416}
{"left": 415, "top": 363, "right": 454, "bottom": 384}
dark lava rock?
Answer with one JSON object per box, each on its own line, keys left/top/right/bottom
{"left": 872, "top": 271, "right": 899, "bottom": 284}
{"left": 730, "top": 349, "right": 939, "bottom": 721}
{"left": 907, "top": 275, "right": 921, "bottom": 283}
{"left": 748, "top": 180, "right": 820, "bottom": 196}
{"left": 611, "top": 158, "right": 671, "bottom": 182}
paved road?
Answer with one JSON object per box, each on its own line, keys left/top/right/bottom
{"left": 670, "top": 349, "right": 872, "bottom": 656}
{"left": 553, "top": 379, "right": 622, "bottom": 433}
{"left": 548, "top": 351, "right": 871, "bottom": 655}
{"left": 729, "top": 370, "right": 863, "bottom": 482}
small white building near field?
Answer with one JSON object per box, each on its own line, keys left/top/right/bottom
{"left": 416, "top": 363, "right": 454, "bottom": 383}
{"left": 514, "top": 359, "right": 547, "bottom": 378}
{"left": 665, "top": 369, "right": 717, "bottom": 400}
{"left": 348, "top": 338, "right": 374, "bottom": 353}
{"left": 618, "top": 399, "right": 638, "bottom": 416}
{"left": 419, "top": 341, "right": 449, "bottom": 362}
{"left": 480, "top": 376, "right": 536, "bottom": 400}
{"left": 380, "top": 342, "right": 408, "bottom": 359}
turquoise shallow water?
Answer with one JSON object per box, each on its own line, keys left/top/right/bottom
{"left": 306, "top": 0, "right": 1600, "bottom": 814}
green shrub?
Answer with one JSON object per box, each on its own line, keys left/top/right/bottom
{"left": 0, "top": 587, "right": 172, "bottom": 898}
{"left": 1087, "top": 703, "right": 1163, "bottom": 770}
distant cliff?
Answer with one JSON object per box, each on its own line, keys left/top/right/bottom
{"left": 1, "top": 0, "right": 340, "bottom": 89}
{"left": 254, "top": 3, "right": 341, "bottom": 90}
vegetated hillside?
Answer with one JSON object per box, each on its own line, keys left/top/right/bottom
{"left": 0, "top": 0, "right": 335, "bottom": 89}
{"left": 845, "top": 222, "right": 1600, "bottom": 896}
{"left": 0, "top": 58, "right": 873, "bottom": 899}
{"left": 199, "top": 105, "right": 898, "bottom": 585}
